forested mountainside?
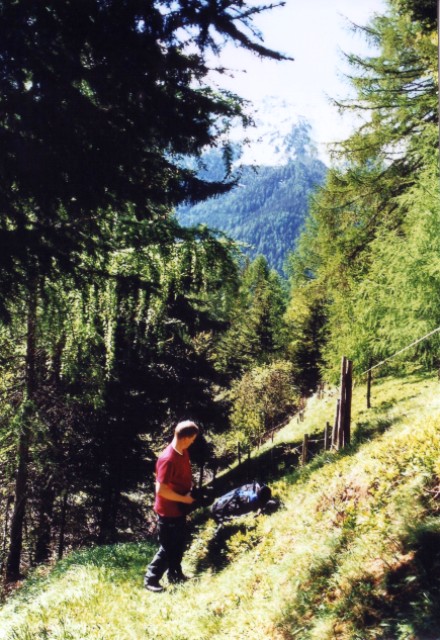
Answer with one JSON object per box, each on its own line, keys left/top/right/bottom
{"left": 1, "top": 0, "right": 439, "bottom": 610}
{"left": 177, "top": 123, "right": 327, "bottom": 275}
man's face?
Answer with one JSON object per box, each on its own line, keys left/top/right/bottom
{"left": 181, "top": 434, "right": 197, "bottom": 450}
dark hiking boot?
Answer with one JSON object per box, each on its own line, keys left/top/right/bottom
{"left": 168, "top": 572, "right": 190, "bottom": 585}
{"left": 144, "top": 578, "right": 165, "bottom": 592}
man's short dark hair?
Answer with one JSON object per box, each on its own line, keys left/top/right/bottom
{"left": 257, "top": 485, "right": 272, "bottom": 504}
{"left": 175, "top": 420, "right": 199, "bottom": 440}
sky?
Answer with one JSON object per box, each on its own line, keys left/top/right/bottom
{"left": 208, "top": 0, "right": 387, "bottom": 162}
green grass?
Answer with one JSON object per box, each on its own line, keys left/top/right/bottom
{"left": 2, "top": 370, "right": 440, "bottom": 639}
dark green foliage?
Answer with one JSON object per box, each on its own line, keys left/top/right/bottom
{"left": 397, "top": 0, "right": 437, "bottom": 30}
{"left": 214, "top": 255, "right": 288, "bottom": 379}
{"left": 0, "top": 231, "right": 244, "bottom": 570}
{"left": 0, "top": 0, "right": 291, "bottom": 579}
{"left": 0, "top": 0, "right": 287, "bottom": 316}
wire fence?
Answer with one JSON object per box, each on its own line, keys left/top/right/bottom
{"left": 206, "top": 325, "right": 440, "bottom": 487}
{"left": 360, "top": 325, "right": 440, "bottom": 376}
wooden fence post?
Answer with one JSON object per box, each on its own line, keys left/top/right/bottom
{"left": 344, "top": 360, "right": 353, "bottom": 446}
{"left": 337, "top": 356, "right": 347, "bottom": 449}
{"left": 331, "top": 399, "right": 340, "bottom": 449}
{"left": 332, "top": 357, "right": 353, "bottom": 450}
{"left": 367, "top": 368, "right": 372, "bottom": 409}
{"left": 301, "top": 434, "right": 309, "bottom": 466}
{"left": 324, "top": 421, "right": 330, "bottom": 451}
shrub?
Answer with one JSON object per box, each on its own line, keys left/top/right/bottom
{"left": 229, "top": 360, "right": 299, "bottom": 447}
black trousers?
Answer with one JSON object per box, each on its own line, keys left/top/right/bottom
{"left": 145, "top": 515, "right": 187, "bottom": 581}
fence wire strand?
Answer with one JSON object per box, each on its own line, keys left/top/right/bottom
{"left": 360, "top": 325, "right": 440, "bottom": 376}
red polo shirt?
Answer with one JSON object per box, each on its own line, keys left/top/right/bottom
{"left": 154, "top": 443, "right": 193, "bottom": 517}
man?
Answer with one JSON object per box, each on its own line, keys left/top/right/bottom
{"left": 144, "top": 420, "right": 199, "bottom": 592}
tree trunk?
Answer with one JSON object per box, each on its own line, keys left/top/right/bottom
{"left": 344, "top": 360, "right": 353, "bottom": 446}
{"left": 34, "top": 480, "right": 56, "bottom": 564}
{"left": 35, "top": 333, "right": 66, "bottom": 563}
{"left": 6, "top": 280, "right": 38, "bottom": 582}
{"left": 337, "top": 356, "right": 347, "bottom": 449}
{"left": 1, "top": 495, "right": 13, "bottom": 576}
{"left": 58, "top": 491, "right": 69, "bottom": 560}
{"left": 98, "top": 484, "right": 120, "bottom": 544}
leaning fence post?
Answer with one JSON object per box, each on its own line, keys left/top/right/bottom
{"left": 337, "top": 356, "right": 347, "bottom": 449}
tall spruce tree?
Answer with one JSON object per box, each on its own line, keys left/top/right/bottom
{"left": 0, "top": 0, "right": 290, "bottom": 581}
{"left": 214, "top": 255, "right": 288, "bottom": 378}
{"left": 0, "top": 0, "right": 289, "bottom": 316}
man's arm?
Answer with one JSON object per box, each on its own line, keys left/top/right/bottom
{"left": 156, "top": 482, "right": 195, "bottom": 504}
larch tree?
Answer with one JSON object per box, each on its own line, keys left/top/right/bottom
{"left": 286, "top": 0, "right": 438, "bottom": 382}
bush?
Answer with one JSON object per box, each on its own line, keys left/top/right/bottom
{"left": 229, "top": 360, "right": 299, "bottom": 447}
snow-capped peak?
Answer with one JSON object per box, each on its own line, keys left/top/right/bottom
{"left": 230, "top": 97, "right": 318, "bottom": 167}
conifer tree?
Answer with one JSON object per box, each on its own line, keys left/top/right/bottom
{"left": 214, "top": 255, "right": 288, "bottom": 377}
{"left": 0, "top": 0, "right": 288, "bottom": 316}
{"left": 0, "top": 0, "right": 290, "bottom": 580}
{"left": 286, "top": 0, "right": 438, "bottom": 381}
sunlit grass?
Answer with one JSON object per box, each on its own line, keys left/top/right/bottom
{"left": 1, "top": 370, "right": 440, "bottom": 639}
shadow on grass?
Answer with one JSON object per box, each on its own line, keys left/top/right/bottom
{"left": 188, "top": 400, "right": 404, "bottom": 583}
{"left": 400, "top": 370, "right": 435, "bottom": 386}
{"left": 212, "top": 442, "right": 302, "bottom": 494}
{"left": 214, "top": 396, "right": 405, "bottom": 498}
{"left": 192, "top": 521, "right": 259, "bottom": 575}
{"left": 273, "top": 516, "right": 440, "bottom": 640}
{"left": 331, "top": 518, "right": 440, "bottom": 640}
{"left": 350, "top": 415, "right": 398, "bottom": 448}
{"left": 380, "top": 518, "right": 440, "bottom": 639}
{"left": 284, "top": 414, "right": 401, "bottom": 487}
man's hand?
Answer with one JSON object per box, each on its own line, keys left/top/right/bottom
{"left": 156, "top": 482, "right": 195, "bottom": 504}
{"left": 182, "top": 492, "right": 196, "bottom": 505}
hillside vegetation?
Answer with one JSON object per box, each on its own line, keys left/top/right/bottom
{"left": 1, "top": 370, "right": 440, "bottom": 640}
{"left": 1, "top": 0, "right": 438, "bottom": 593}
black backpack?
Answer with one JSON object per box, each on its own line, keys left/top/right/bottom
{"left": 210, "top": 481, "right": 272, "bottom": 524}
{"left": 179, "top": 486, "right": 214, "bottom": 516}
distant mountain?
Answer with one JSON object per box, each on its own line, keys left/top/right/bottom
{"left": 177, "top": 117, "right": 327, "bottom": 276}
{"left": 233, "top": 100, "right": 320, "bottom": 167}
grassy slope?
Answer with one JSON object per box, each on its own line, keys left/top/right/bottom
{"left": 1, "top": 371, "right": 440, "bottom": 640}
